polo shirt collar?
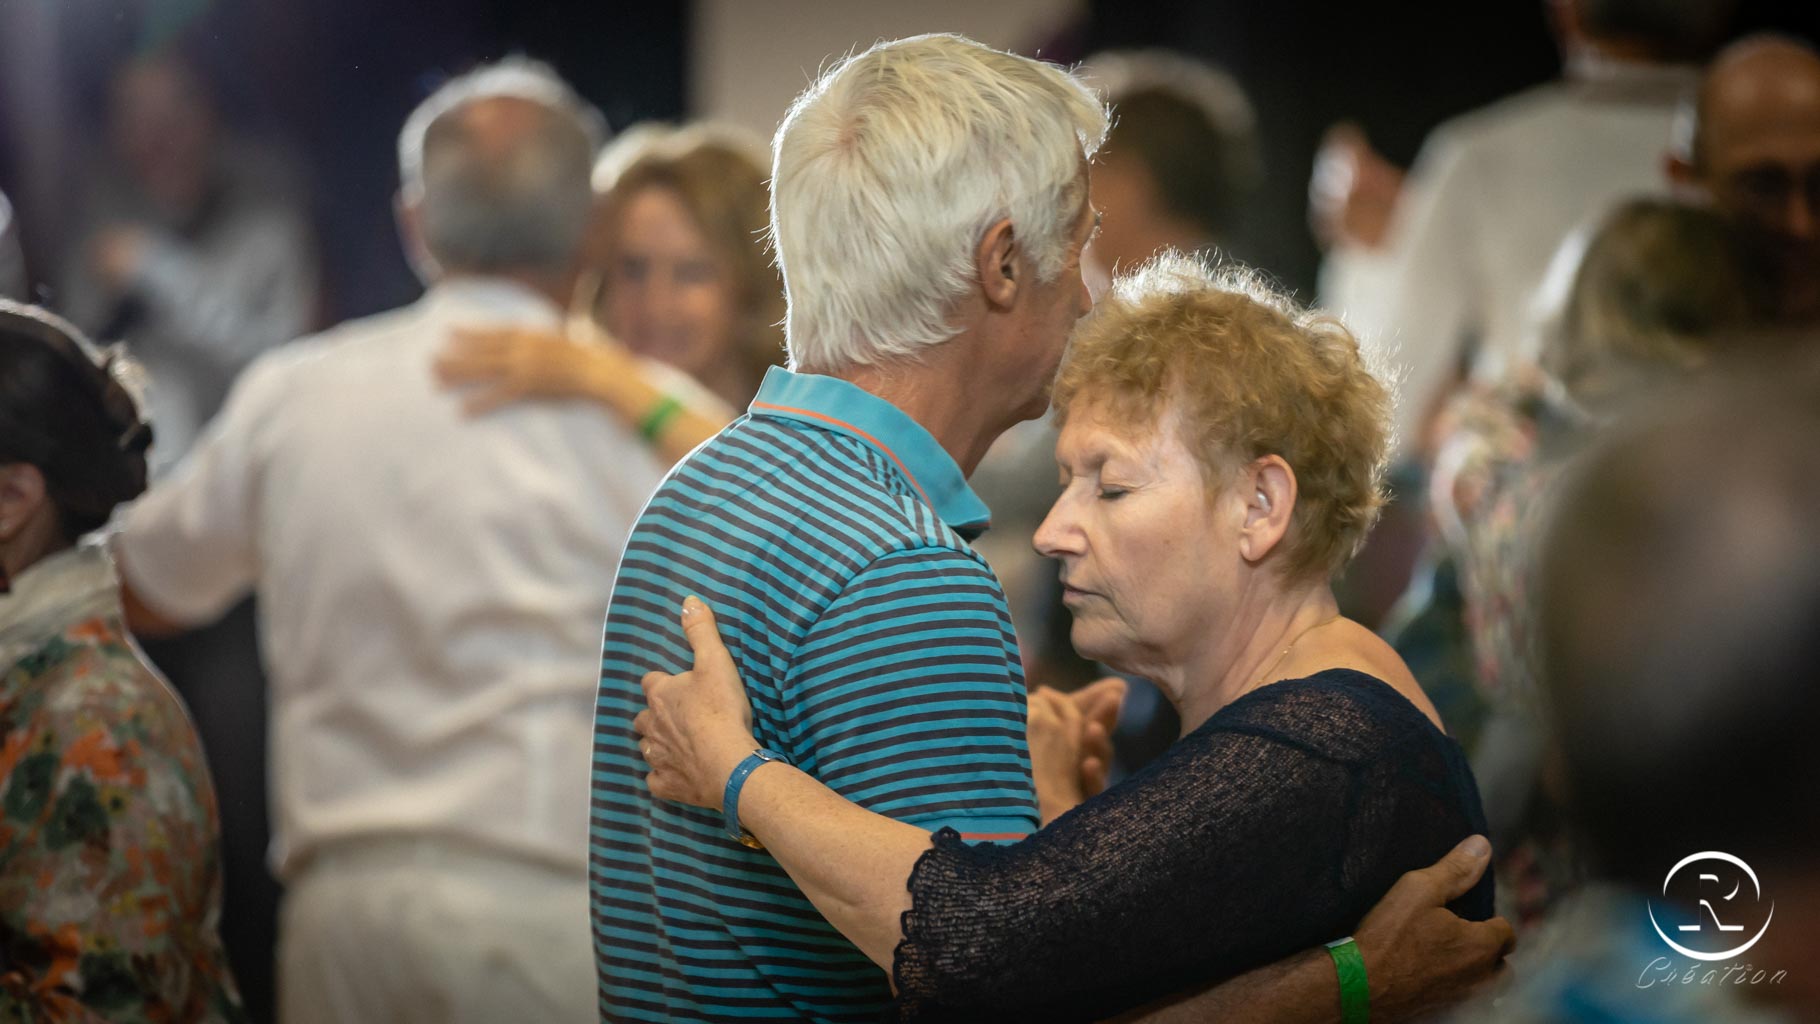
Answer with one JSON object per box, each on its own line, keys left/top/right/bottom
{"left": 749, "top": 367, "right": 993, "bottom": 537}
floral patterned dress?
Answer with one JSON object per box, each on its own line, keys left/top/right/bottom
{"left": 0, "top": 544, "right": 243, "bottom": 1023}
{"left": 1432, "top": 386, "right": 1589, "bottom": 929}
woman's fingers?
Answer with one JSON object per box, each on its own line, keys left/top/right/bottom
{"left": 436, "top": 329, "right": 513, "bottom": 378}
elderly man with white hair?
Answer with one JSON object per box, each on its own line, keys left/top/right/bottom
{"left": 113, "top": 59, "right": 666, "bottom": 1023}
{"left": 592, "top": 32, "right": 1509, "bottom": 1024}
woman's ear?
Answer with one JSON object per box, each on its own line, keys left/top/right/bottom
{"left": 976, "top": 216, "right": 1020, "bottom": 310}
{"left": 0, "top": 463, "right": 48, "bottom": 544}
{"left": 1238, "top": 455, "right": 1297, "bottom": 563}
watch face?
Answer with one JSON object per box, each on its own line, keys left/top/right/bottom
{"left": 738, "top": 832, "right": 766, "bottom": 851}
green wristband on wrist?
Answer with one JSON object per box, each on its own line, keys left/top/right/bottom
{"left": 1324, "top": 936, "right": 1369, "bottom": 1024}
{"left": 639, "top": 394, "right": 684, "bottom": 441}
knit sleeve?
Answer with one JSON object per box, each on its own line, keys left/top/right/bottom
{"left": 890, "top": 675, "right": 1490, "bottom": 1022}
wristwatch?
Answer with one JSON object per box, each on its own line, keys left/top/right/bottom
{"left": 723, "top": 748, "right": 790, "bottom": 849}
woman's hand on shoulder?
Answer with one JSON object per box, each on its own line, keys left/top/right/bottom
{"left": 634, "top": 597, "right": 761, "bottom": 809}
{"left": 434, "top": 322, "right": 633, "bottom": 415}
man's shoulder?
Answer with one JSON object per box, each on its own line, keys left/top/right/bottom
{"left": 1424, "top": 75, "right": 1677, "bottom": 169}
{"left": 227, "top": 302, "right": 432, "bottom": 415}
{"left": 1431, "top": 81, "right": 1578, "bottom": 148}
{"left": 674, "top": 415, "right": 973, "bottom": 552}
{"left": 245, "top": 301, "right": 417, "bottom": 376}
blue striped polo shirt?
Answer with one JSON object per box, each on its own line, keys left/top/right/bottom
{"left": 590, "top": 367, "right": 1040, "bottom": 1022}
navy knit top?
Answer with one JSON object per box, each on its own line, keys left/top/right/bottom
{"left": 893, "top": 669, "right": 1495, "bottom": 1022}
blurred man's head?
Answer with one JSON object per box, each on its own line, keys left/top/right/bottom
{"left": 1670, "top": 35, "right": 1820, "bottom": 320}
{"left": 109, "top": 54, "right": 219, "bottom": 220}
{"left": 1077, "top": 51, "right": 1259, "bottom": 287}
{"left": 1539, "top": 373, "right": 1820, "bottom": 886}
{"left": 769, "top": 32, "right": 1106, "bottom": 400}
{"left": 396, "top": 59, "right": 603, "bottom": 287}
{"left": 1547, "top": 0, "right": 1733, "bottom": 64}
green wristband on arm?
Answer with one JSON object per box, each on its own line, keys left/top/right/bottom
{"left": 1324, "top": 936, "right": 1369, "bottom": 1024}
{"left": 639, "top": 394, "right": 684, "bottom": 441}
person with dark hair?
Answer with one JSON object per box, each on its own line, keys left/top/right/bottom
{"left": 111, "top": 59, "right": 662, "bottom": 1023}
{"left": 1428, "top": 198, "right": 1778, "bottom": 929}
{"left": 1077, "top": 50, "right": 1261, "bottom": 290}
{"left": 1445, "top": 372, "right": 1817, "bottom": 1023}
{"left": 0, "top": 301, "right": 243, "bottom": 1021}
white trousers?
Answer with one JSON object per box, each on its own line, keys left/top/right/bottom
{"left": 279, "top": 841, "right": 594, "bottom": 1024}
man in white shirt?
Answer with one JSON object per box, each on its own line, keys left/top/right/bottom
{"left": 1317, "top": 0, "right": 1726, "bottom": 460}
{"left": 113, "top": 59, "right": 664, "bottom": 1024}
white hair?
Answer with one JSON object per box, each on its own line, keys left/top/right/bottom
{"left": 771, "top": 34, "right": 1108, "bottom": 373}
{"left": 397, "top": 57, "right": 605, "bottom": 275}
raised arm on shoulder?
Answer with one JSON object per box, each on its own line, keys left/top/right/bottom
{"left": 434, "top": 320, "right": 733, "bottom": 465}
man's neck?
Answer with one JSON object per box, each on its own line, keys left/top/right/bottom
{"left": 435, "top": 268, "right": 574, "bottom": 310}
{"left": 834, "top": 356, "right": 1019, "bottom": 478}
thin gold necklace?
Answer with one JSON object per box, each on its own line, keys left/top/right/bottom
{"left": 1242, "top": 614, "right": 1343, "bottom": 698}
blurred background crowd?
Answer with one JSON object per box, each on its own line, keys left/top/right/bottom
{"left": 1, "top": 0, "right": 1818, "bottom": 1021}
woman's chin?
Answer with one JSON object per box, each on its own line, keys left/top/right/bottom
{"left": 1068, "top": 627, "right": 1131, "bottom": 675}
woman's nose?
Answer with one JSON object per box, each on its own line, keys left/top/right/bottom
{"left": 1032, "top": 500, "right": 1081, "bottom": 559}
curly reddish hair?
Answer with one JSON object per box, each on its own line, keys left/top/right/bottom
{"left": 1052, "top": 252, "right": 1392, "bottom": 580}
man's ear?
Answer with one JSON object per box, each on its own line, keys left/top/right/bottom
{"left": 1238, "top": 455, "right": 1297, "bottom": 564}
{"left": 976, "top": 217, "right": 1019, "bottom": 310}
{"left": 395, "top": 190, "right": 439, "bottom": 284}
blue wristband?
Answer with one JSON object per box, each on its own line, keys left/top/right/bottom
{"left": 723, "top": 748, "right": 789, "bottom": 849}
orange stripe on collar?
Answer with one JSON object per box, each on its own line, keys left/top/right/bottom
{"left": 750, "top": 400, "right": 935, "bottom": 510}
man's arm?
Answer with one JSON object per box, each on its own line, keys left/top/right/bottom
{"left": 110, "top": 350, "right": 281, "bottom": 639}
{"left": 119, "top": 576, "right": 187, "bottom": 638}
{"left": 1109, "top": 836, "right": 1514, "bottom": 1023}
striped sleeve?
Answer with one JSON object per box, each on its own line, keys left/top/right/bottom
{"left": 782, "top": 547, "right": 1039, "bottom": 842}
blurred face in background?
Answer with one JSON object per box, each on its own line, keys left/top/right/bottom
{"left": 1693, "top": 41, "right": 1820, "bottom": 320}
{"left": 109, "top": 58, "right": 217, "bottom": 220}
{"left": 595, "top": 184, "right": 740, "bottom": 381}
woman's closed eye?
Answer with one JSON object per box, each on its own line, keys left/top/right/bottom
{"left": 1097, "top": 486, "right": 1131, "bottom": 501}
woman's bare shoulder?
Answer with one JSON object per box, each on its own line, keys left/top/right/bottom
{"left": 1292, "top": 620, "right": 1446, "bottom": 731}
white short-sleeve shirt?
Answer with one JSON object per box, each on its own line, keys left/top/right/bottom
{"left": 114, "top": 278, "right": 669, "bottom": 878}
{"left": 1321, "top": 60, "right": 1696, "bottom": 458}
